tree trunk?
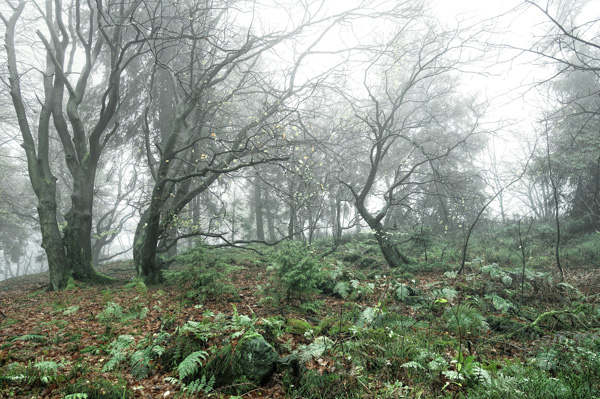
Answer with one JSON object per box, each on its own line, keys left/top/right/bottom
{"left": 37, "top": 194, "right": 71, "bottom": 291}
{"left": 254, "top": 175, "right": 265, "bottom": 241}
{"left": 134, "top": 207, "right": 166, "bottom": 285}
{"left": 266, "top": 206, "right": 277, "bottom": 242}
{"left": 63, "top": 169, "right": 113, "bottom": 283}
{"left": 333, "top": 196, "right": 342, "bottom": 245}
{"left": 373, "top": 224, "right": 412, "bottom": 268}
{"left": 288, "top": 203, "right": 296, "bottom": 240}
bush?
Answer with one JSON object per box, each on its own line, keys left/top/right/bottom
{"left": 167, "top": 245, "right": 238, "bottom": 301}
{"left": 272, "top": 242, "right": 324, "bottom": 300}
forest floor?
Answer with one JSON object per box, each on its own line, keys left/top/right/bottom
{"left": 1, "top": 245, "right": 599, "bottom": 398}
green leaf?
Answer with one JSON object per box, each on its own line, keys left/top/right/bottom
{"left": 178, "top": 350, "right": 208, "bottom": 380}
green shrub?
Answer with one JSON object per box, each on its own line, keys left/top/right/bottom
{"left": 272, "top": 242, "right": 323, "bottom": 300}
{"left": 167, "top": 245, "right": 238, "bottom": 301}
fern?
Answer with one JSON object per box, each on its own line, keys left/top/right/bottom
{"left": 102, "top": 335, "right": 134, "bottom": 372}
{"left": 334, "top": 281, "right": 350, "bottom": 299}
{"left": 445, "top": 305, "right": 489, "bottom": 334}
{"left": 401, "top": 360, "right": 425, "bottom": 370}
{"left": 329, "top": 261, "right": 346, "bottom": 281}
{"left": 62, "top": 305, "right": 79, "bottom": 316}
{"left": 178, "top": 320, "right": 214, "bottom": 342}
{"left": 427, "top": 356, "right": 448, "bottom": 373}
{"left": 34, "top": 360, "right": 60, "bottom": 373}
{"left": 297, "top": 336, "right": 333, "bottom": 362}
{"left": 481, "top": 263, "right": 502, "bottom": 278}
{"left": 96, "top": 302, "right": 124, "bottom": 324}
{"left": 186, "top": 375, "right": 215, "bottom": 394}
{"left": 164, "top": 376, "right": 181, "bottom": 386}
{"left": 357, "top": 307, "right": 380, "bottom": 327}
{"left": 557, "top": 282, "right": 583, "bottom": 298}
{"left": 395, "top": 284, "right": 410, "bottom": 301}
{"left": 129, "top": 332, "right": 170, "bottom": 379}
{"left": 34, "top": 360, "right": 64, "bottom": 384}
{"left": 121, "top": 305, "right": 149, "bottom": 321}
{"left": 485, "top": 294, "right": 514, "bottom": 313}
{"left": 64, "top": 394, "right": 88, "bottom": 399}
{"left": 12, "top": 334, "right": 46, "bottom": 342}
{"left": 178, "top": 350, "right": 208, "bottom": 380}
{"left": 130, "top": 349, "right": 152, "bottom": 380}
{"left": 432, "top": 287, "right": 458, "bottom": 301}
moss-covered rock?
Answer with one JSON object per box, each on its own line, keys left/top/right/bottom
{"left": 234, "top": 332, "right": 278, "bottom": 384}
{"left": 203, "top": 332, "right": 278, "bottom": 390}
{"left": 286, "top": 318, "right": 312, "bottom": 335}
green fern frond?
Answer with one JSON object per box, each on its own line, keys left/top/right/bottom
{"left": 96, "top": 302, "right": 124, "bottom": 323}
{"left": 178, "top": 350, "right": 208, "bottom": 380}
{"left": 34, "top": 360, "right": 60, "bottom": 373}
{"left": 297, "top": 336, "right": 333, "bottom": 362}
{"left": 62, "top": 305, "right": 79, "bottom": 316}
{"left": 485, "top": 294, "right": 514, "bottom": 313}
{"left": 186, "top": 375, "right": 215, "bottom": 394}
{"left": 11, "top": 334, "right": 46, "bottom": 342}
{"left": 130, "top": 349, "right": 152, "bottom": 380}
{"left": 164, "top": 376, "right": 181, "bottom": 386}
{"left": 395, "top": 284, "right": 410, "bottom": 301}
{"left": 357, "top": 307, "right": 380, "bottom": 327}
{"left": 432, "top": 287, "right": 458, "bottom": 301}
{"left": 334, "top": 281, "right": 349, "bottom": 298}
{"left": 401, "top": 360, "right": 425, "bottom": 370}
{"left": 102, "top": 335, "right": 134, "bottom": 372}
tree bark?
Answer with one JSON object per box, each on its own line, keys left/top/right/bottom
{"left": 134, "top": 208, "right": 165, "bottom": 285}
{"left": 373, "top": 224, "right": 412, "bottom": 268}
{"left": 38, "top": 191, "right": 71, "bottom": 291}
{"left": 254, "top": 175, "right": 265, "bottom": 241}
{"left": 63, "top": 168, "right": 112, "bottom": 283}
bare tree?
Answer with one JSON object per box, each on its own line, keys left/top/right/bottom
{"left": 333, "top": 10, "right": 487, "bottom": 268}
{"left": 1, "top": 0, "right": 150, "bottom": 289}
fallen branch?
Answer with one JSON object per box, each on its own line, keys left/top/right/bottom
{"left": 506, "top": 304, "right": 588, "bottom": 339}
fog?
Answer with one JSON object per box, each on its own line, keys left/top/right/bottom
{"left": 0, "top": 0, "right": 598, "bottom": 286}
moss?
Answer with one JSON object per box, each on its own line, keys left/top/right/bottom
{"left": 314, "top": 313, "right": 358, "bottom": 336}
{"left": 286, "top": 318, "right": 312, "bottom": 335}
{"left": 65, "top": 277, "right": 77, "bottom": 290}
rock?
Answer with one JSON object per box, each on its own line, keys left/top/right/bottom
{"left": 286, "top": 318, "right": 312, "bottom": 335}
{"left": 234, "top": 332, "right": 278, "bottom": 384}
